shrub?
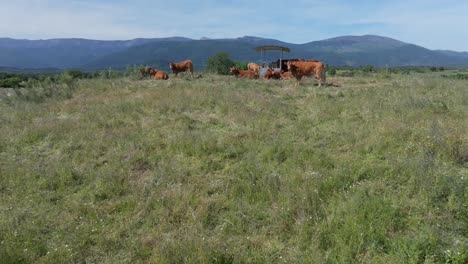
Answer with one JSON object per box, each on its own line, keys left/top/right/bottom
{"left": 234, "top": 61, "right": 249, "bottom": 70}
{"left": 339, "top": 70, "right": 355, "bottom": 77}
{"left": 125, "top": 65, "right": 146, "bottom": 80}
{"left": 0, "top": 77, "right": 23, "bottom": 88}
{"left": 362, "top": 65, "right": 374, "bottom": 73}
{"left": 205, "top": 52, "right": 235, "bottom": 75}
{"left": 63, "top": 70, "right": 90, "bottom": 79}
{"left": 442, "top": 74, "right": 468, "bottom": 80}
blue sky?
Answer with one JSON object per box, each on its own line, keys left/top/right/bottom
{"left": 1, "top": 0, "right": 467, "bottom": 51}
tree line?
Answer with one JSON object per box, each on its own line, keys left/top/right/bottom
{"left": 1, "top": 52, "right": 466, "bottom": 88}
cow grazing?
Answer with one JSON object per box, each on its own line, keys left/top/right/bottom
{"left": 230, "top": 67, "right": 259, "bottom": 79}
{"left": 287, "top": 60, "right": 326, "bottom": 87}
{"left": 148, "top": 68, "right": 169, "bottom": 80}
{"left": 247, "top": 62, "right": 261, "bottom": 73}
{"left": 168, "top": 60, "right": 193, "bottom": 77}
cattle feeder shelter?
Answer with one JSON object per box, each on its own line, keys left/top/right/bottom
{"left": 254, "top": 45, "right": 291, "bottom": 75}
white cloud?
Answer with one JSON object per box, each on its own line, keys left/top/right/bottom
{"left": 0, "top": 0, "right": 166, "bottom": 39}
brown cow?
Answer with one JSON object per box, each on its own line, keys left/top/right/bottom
{"left": 263, "top": 68, "right": 273, "bottom": 79}
{"left": 287, "top": 60, "right": 326, "bottom": 87}
{"left": 148, "top": 68, "right": 169, "bottom": 80}
{"left": 280, "top": 70, "right": 293, "bottom": 80}
{"left": 168, "top": 60, "right": 193, "bottom": 77}
{"left": 271, "top": 70, "right": 282, "bottom": 80}
{"left": 230, "top": 67, "right": 259, "bottom": 79}
{"left": 263, "top": 68, "right": 282, "bottom": 80}
{"left": 247, "top": 62, "right": 261, "bottom": 73}
{"left": 293, "top": 59, "right": 319, "bottom": 62}
{"left": 154, "top": 71, "right": 169, "bottom": 80}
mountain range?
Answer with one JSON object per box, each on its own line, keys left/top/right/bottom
{"left": 1, "top": 35, "right": 468, "bottom": 71}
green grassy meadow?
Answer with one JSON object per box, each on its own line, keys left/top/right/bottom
{"left": 1, "top": 72, "right": 467, "bottom": 263}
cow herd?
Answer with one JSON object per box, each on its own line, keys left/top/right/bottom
{"left": 140, "top": 60, "right": 194, "bottom": 80}
{"left": 141, "top": 58, "right": 327, "bottom": 87}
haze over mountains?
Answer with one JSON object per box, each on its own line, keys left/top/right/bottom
{"left": 1, "top": 35, "right": 468, "bottom": 71}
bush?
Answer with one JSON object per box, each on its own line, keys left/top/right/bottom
{"left": 442, "top": 74, "right": 468, "bottom": 80}
{"left": 234, "top": 61, "right": 249, "bottom": 70}
{"left": 339, "top": 70, "right": 355, "bottom": 77}
{"left": 125, "top": 65, "right": 146, "bottom": 80}
{"left": 93, "top": 68, "right": 121, "bottom": 79}
{"left": 362, "top": 65, "right": 374, "bottom": 73}
{"left": 205, "top": 52, "right": 235, "bottom": 75}
{"left": 63, "top": 70, "right": 90, "bottom": 79}
{"left": 0, "top": 77, "right": 23, "bottom": 88}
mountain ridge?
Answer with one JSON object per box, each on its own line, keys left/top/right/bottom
{"left": 1, "top": 35, "right": 468, "bottom": 70}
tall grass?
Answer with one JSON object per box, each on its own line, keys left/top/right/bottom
{"left": 0, "top": 73, "right": 467, "bottom": 263}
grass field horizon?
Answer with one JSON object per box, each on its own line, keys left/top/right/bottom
{"left": 1, "top": 72, "right": 467, "bottom": 263}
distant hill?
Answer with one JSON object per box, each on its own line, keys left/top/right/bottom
{"left": 1, "top": 35, "right": 468, "bottom": 71}
{"left": 436, "top": 50, "right": 468, "bottom": 59}
{"left": 296, "top": 35, "right": 468, "bottom": 66}
{"left": 85, "top": 39, "right": 263, "bottom": 70}
{"left": 0, "top": 66, "right": 62, "bottom": 74}
{"left": 0, "top": 37, "right": 191, "bottom": 69}
{"left": 86, "top": 35, "right": 468, "bottom": 69}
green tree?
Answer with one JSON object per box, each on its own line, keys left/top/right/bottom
{"left": 234, "top": 61, "right": 248, "bottom": 70}
{"left": 205, "top": 52, "right": 234, "bottom": 75}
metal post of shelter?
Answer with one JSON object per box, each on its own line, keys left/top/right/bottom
{"left": 254, "top": 45, "right": 290, "bottom": 72}
{"left": 254, "top": 45, "right": 291, "bottom": 73}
